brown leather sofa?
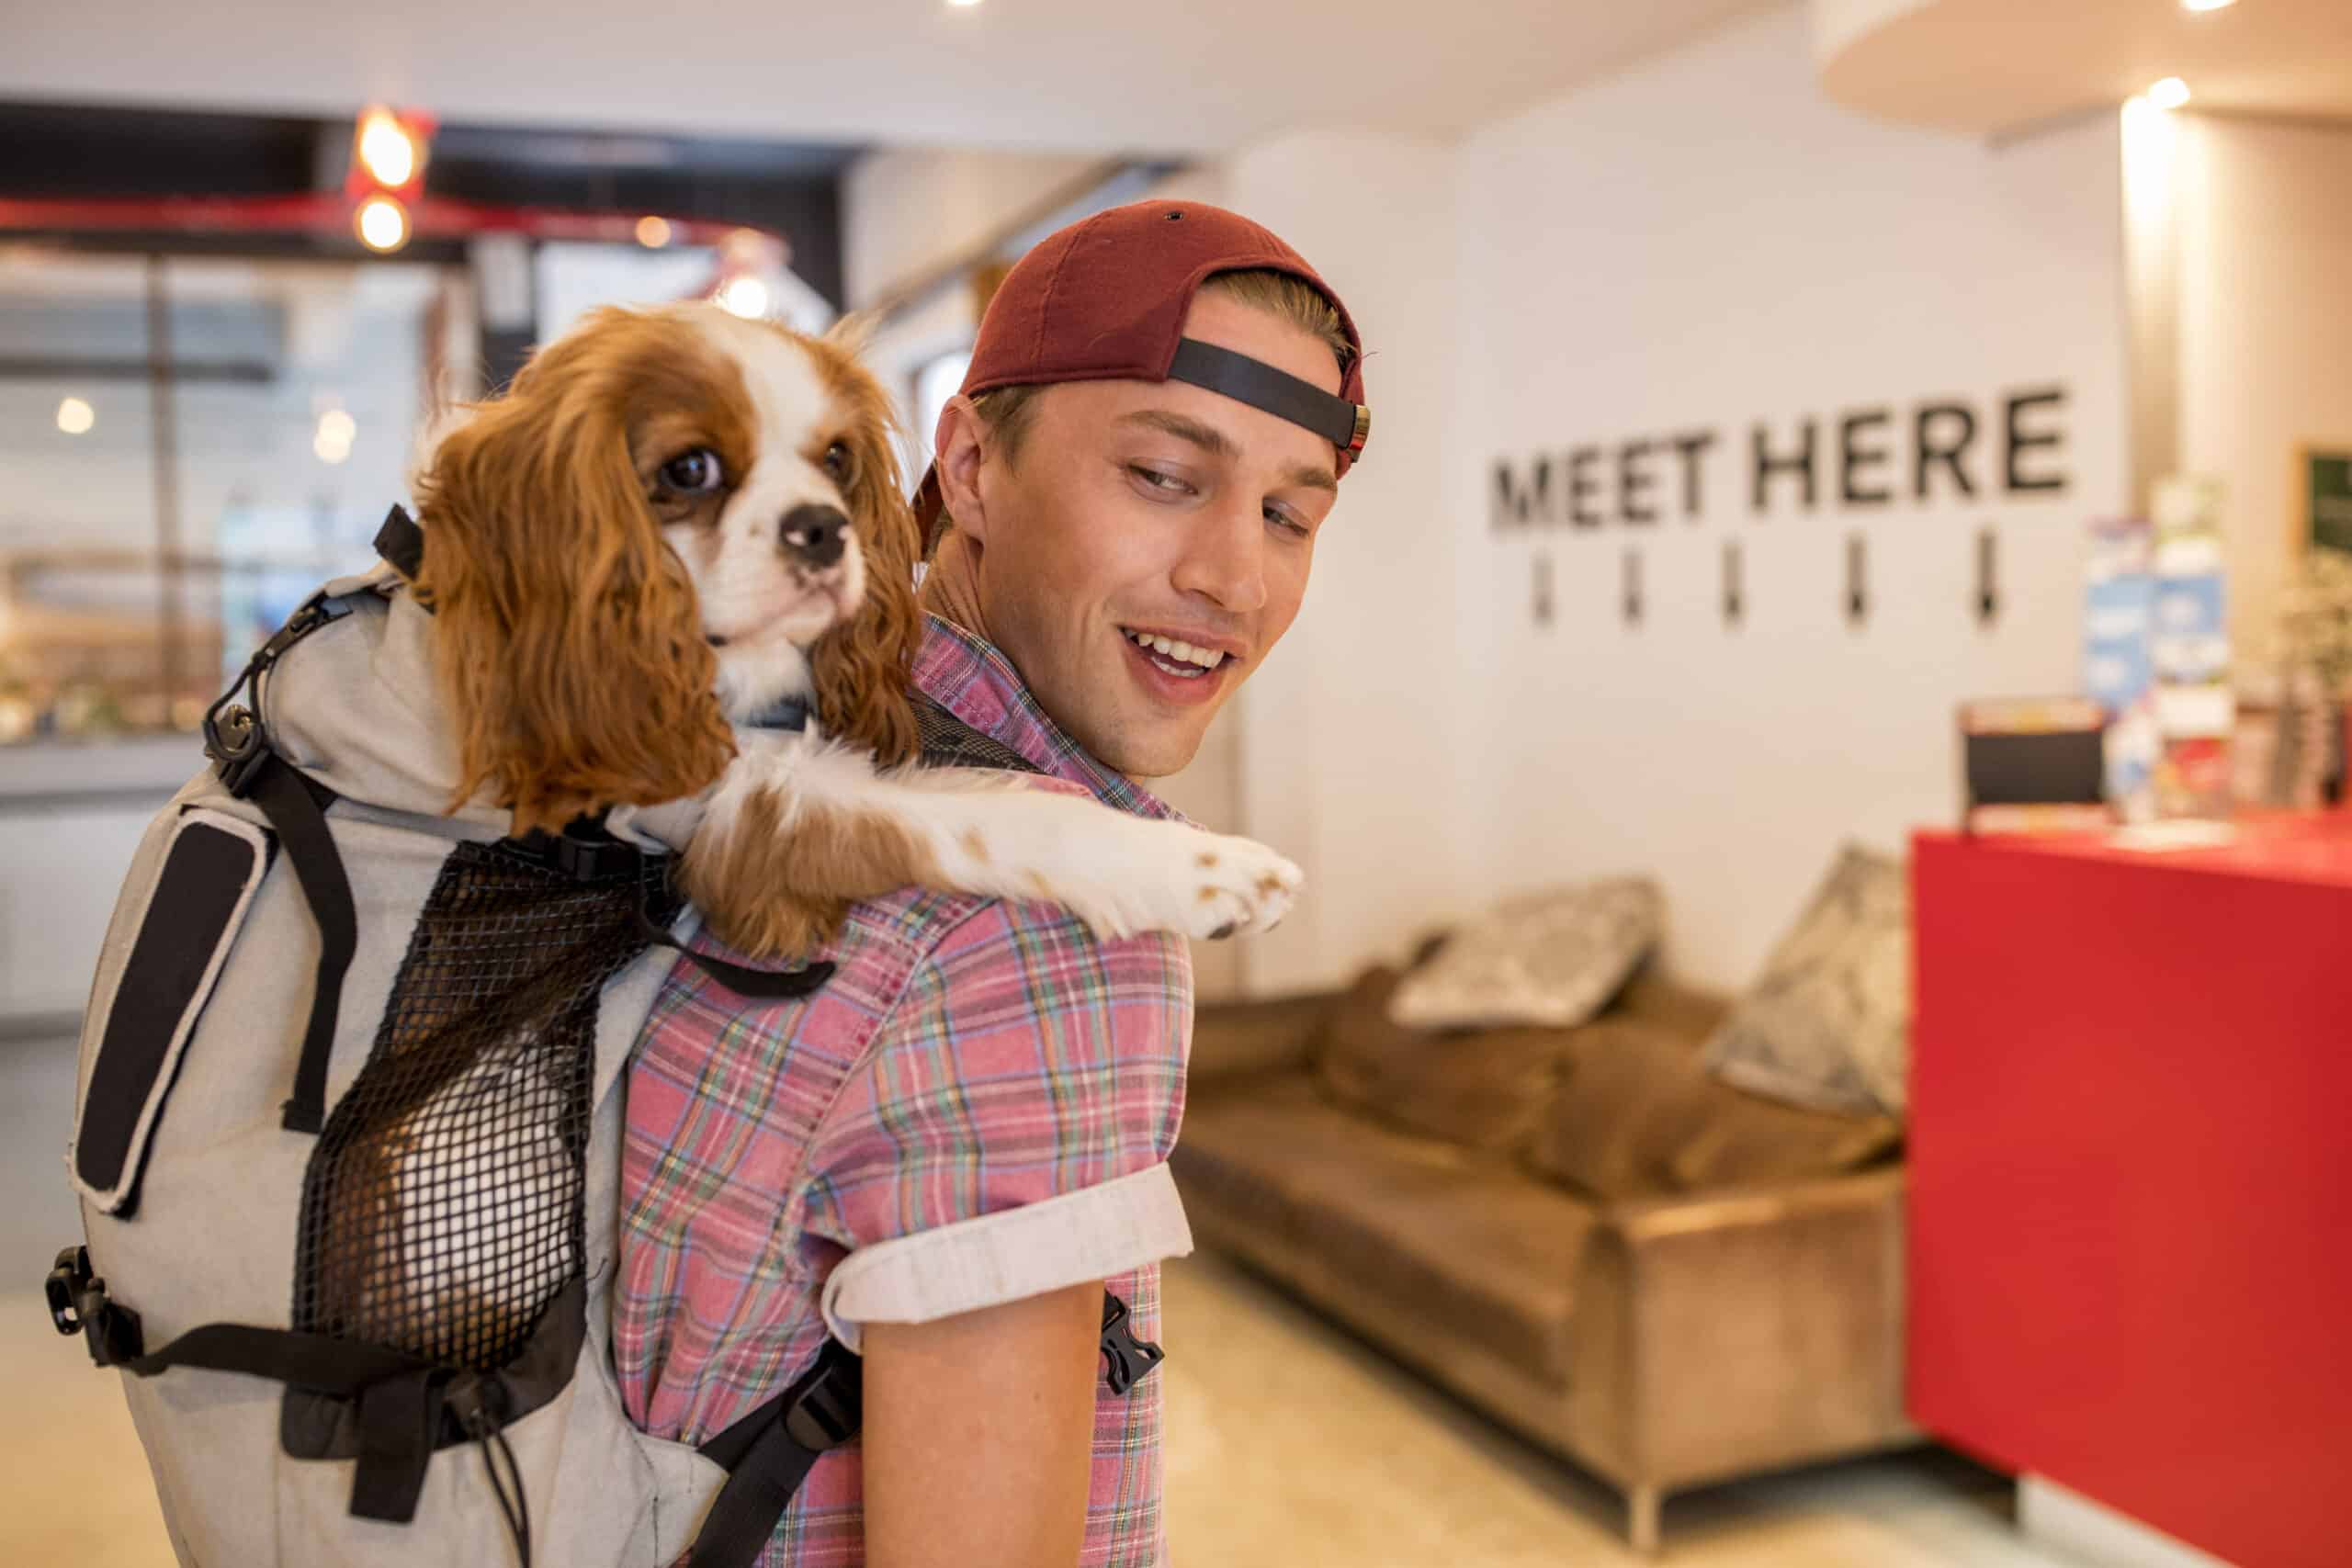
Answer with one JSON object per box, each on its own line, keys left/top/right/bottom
{"left": 1171, "top": 964, "right": 1915, "bottom": 1552}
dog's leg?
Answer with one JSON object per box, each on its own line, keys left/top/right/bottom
{"left": 682, "top": 735, "right": 1302, "bottom": 958}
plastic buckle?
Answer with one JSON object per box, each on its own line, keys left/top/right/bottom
{"left": 46, "top": 1245, "right": 141, "bottom": 1367}
{"left": 44, "top": 1246, "right": 87, "bottom": 1337}
{"left": 205, "top": 704, "right": 271, "bottom": 797}
{"left": 782, "top": 1341, "right": 864, "bottom": 1451}
{"left": 1099, "top": 1292, "right": 1164, "bottom": 1397}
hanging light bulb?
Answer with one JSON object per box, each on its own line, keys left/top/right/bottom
{"left": 356, "top": 195, "right": 411, "bottom": 253}
{"left": 356, "top": 107, "right": 421, "bottom": 187}
{"left": 718, "top": 276, "right": 770, "bottom": 319}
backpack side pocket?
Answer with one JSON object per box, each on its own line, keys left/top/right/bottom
{"left": 72, "top": 807, "right": 274, "bottom": 1215}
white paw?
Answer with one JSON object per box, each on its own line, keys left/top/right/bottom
{"left": 1171, "top": 830, "right": 1302, "bottom": 942}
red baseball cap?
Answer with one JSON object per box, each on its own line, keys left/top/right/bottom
{"left": 914, "top": 198, "right": 1369, "bottom": 537}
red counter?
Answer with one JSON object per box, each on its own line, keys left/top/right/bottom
{"left": 1909, "top": 814, "right": 2352, "bottom": 1567}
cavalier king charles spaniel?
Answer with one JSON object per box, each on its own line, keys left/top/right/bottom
{"left": 404, "top": 301, "right": 1300, "bottom": 956}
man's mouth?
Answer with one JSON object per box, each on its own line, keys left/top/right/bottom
{"left": 1121, "top": 626, "right": 1234, "bottom": 681}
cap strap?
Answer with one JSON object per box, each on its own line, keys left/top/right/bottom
{"left": 1166, "top": 339, "right": 1369, "bottom": 457}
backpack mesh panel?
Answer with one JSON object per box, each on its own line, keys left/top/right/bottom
{"left": 290, "top": 840, "right": 671, "bottom": 1373}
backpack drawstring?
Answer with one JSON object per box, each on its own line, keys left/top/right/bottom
{"left": 450, "top": 1375, "right": 533, "bottom": 1568}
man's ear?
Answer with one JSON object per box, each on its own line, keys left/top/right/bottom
{"left": 933, "top": 395, "right": 991, "bottom": 545}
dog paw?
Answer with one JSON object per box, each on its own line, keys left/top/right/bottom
{"left": 1178, "top": 831, "right": 1302, "bottom": 941}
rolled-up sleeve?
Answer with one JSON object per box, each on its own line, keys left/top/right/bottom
{"left": 801, "top": 899, "right": 1193, "bottom": 1351}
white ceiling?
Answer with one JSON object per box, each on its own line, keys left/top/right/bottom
{"left": 0, "top": 0, "right": 1777, "bottom": 153}
{"left": 1818, "top": 0, "right": 2352, "bottom": 136}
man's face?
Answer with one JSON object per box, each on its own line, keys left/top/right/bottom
{"left": 959, "top": 291, "right": 1343, "bottom": 778}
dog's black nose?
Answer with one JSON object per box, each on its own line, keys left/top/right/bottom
{"left": 780, "top": 504, "right": 849, "bottom": 570}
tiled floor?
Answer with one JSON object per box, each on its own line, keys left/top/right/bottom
{"left": 1, "top": 1034, "right": 2063, "bottom": 1566}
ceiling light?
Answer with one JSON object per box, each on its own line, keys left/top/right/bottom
{"left": 318, "top": 410, "right": 356, "bottom": 446}
{"left": 356, "top": 107, "right": 420, "bottom": 188}
{"left": 718, "top": 276, "right": 770, "bottom": 319}
{"left": 356, "top": 195, "right": 411, "bottom": 253}
{"left": 2148, "top": 76, "right": 2192, "bottom": 110}
{"left": 56, "top": 397, "right": 94, "bottom": 435}
{"left": 636, "top": 216, "right": 673, "bottom": 248}
{"left": 947, "top": 0, "right": 983, "bottom": 8}
{"left": 2181, "top": 0, "right": 2235, "bottom": 12}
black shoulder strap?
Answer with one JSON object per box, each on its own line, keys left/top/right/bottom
{"left": 912, "top": 693, "right": 1043, "bottom": 775}
{"left": 683, "top": 1290, "right": 1163, "bottom": 1568}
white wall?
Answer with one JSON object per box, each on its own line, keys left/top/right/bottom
{"left": 2174, "top": 114, "right": 2352, "bottom": 658}
{"left": 1211, "top": 131, "right": 1471, "bottom": 996}
{"left": 842, "top": 148, "right": 1107, "bottom": 311}
{"left": 1447, "top": 5, "right": 2130, "bottom": 989}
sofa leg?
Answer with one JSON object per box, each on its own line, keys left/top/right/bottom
{"left": 1625, "top": 1484, "right": 1662, "bottom": 1555}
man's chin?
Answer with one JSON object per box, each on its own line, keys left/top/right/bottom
{"left": 1089, "top": 708, "right": 1213, "bottom": 782}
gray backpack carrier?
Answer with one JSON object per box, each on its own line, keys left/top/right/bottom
{"left": 45, "top": 509, "right": 1163, "bottom": 1568}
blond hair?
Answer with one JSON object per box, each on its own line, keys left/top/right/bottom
{"left": 933, "top": 268, "right": 1352, "bottom": 542}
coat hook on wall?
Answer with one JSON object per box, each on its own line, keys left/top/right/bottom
{"left": 1532, "top": 551, "right": 1555, "bottom": 628}
{"left": 1976, "top": 525, "right": 2000, "bottom": 626}
{"left": 1722, "top": 539, "right": 1744, "bottom": 628}
{"left": 1623, "top": 547, "right": 1644, "bottom": 627}
{"left": 1847, "top": 532, "right": 1869, "bottom": 627}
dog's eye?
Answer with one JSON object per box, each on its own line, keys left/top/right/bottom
{"left": 821, "top": 441, "right": 852, "bottom": 483}
{"left": 660, "top": 448, "right": 725, "bottom": 494}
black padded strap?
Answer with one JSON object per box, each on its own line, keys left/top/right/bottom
{"left": 247, "top": 754, "right": 354, "bottom": 1135}
{"left": 375, "top": 502, "right": 426, "bottom": 581}
{"left": 1167, "top": 336, "right": 1368, "bottom": 456}
{"left": 633, "top": 899, "right": 836, "bottom": 1001}
{"left": 912, "top": 694, "right": 1043, "bottom": 775}
{"left": 682, "top": 1292, "right": 1161, "bottom": 1568}
{"left": 688, "top": 1337, "right": 861, "bottom": 1568}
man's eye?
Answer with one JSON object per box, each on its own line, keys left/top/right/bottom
{"left": 822, "top": 441, "right": 853, "bottom": 482}
{"left": 1129, "top": 465, "right": 1188, "bottom": 493}
{"left": 660, "top": 448, "right": 724, "bottom": 493}
{"left": 1266, "top": 506, "right": 1311, "bottom": 538}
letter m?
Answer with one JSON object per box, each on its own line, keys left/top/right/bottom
{"left": 1493, "top": 457, "right": 1554, "bottom": 531}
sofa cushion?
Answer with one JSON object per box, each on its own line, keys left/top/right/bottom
{"left": 1386, "top": 877, "right": 1663, "bottom": 1030}
{"left": 1702, "top": 843, "right": 1911, "bottom": 1117}
{"left": 1315, "top": 965, "right": 1575, "bottom": 1152}
{"left": 1176, "top": 1077, "right": 1596, "bottom": 1385}
{"left": 1526, "top": 1017, "right": 1902, "bottom": 1201}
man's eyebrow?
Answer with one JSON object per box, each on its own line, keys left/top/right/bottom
{"left": 1282, "top": 461, "right": 1339, "bottom": 495}
{"left": 1121, "top": 408, "right": 1338, "bottom": 492}
{"left": 1117, "top": 408, "right": 1238, "bottom": 459}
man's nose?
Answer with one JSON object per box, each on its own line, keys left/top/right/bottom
{"left": 1170, "top": 501, "right": 1268, "bottom": 613}
{"left": 780, "top": 504, "right": 849, "bottom": 570}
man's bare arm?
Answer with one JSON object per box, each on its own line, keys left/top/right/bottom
{"left": 861, "top": 1280, "right": 1104, "bottom": 1568}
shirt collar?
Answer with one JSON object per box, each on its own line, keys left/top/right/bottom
{"left": 911, "top": 614, "right": 1180, "bottom": 823}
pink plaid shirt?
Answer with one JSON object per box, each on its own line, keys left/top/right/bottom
{"left": 616, "top": 615, "right": 1194, "bottom": 1566}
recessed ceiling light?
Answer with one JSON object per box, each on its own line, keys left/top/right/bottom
{"left": 2149, "top": 77, "right": 2192, "bottom": 110}
{"left": 56, "top": 397, "right": 94, "bottom": 435}
{"left": 947, "top": 0, "right": 982, "bottom": 8}
{"left": 2181, "top": 0, "right": 2235, "bottom": 13}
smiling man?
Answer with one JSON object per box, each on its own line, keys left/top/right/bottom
{"left": 617, "top": 200, "right": 1368, "bottom": 1568}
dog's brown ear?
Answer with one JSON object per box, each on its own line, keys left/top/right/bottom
{"left": 808, "top": 345, "right": 923, "bottom": 767}
{"left": 411, "top": 340, "right": 734, "bottom": 834}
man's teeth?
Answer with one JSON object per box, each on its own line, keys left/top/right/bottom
{"left": 1125, "top": 629, "right": 1227, "bottom": 671}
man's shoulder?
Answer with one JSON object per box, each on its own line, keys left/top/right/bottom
{"left": 846, "top": 884, "right": 1189, "bottom": 994}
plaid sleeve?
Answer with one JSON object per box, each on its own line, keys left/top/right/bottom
{"left": 801, "top": 899, "right": 1193, "bottom": 1349}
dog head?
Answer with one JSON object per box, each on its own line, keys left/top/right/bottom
{"left": 411, "top": 303, "right": 923, "bottom": 834}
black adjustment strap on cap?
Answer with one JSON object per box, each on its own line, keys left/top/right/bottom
{"left": 375, "top": 502, "right": 426, "bottom": 581}
{"left": 1166, "top": 337, "right": 1368, "bottom": 456}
